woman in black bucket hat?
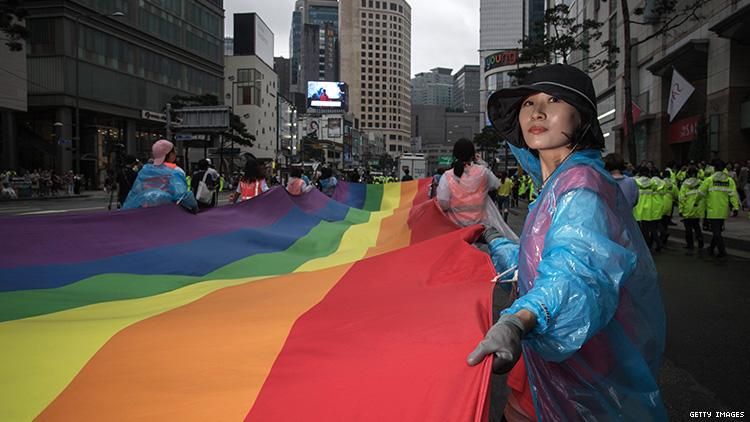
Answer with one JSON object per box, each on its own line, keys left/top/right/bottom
{"left": 467, "top": 64, "right": 667, "bottom": 421}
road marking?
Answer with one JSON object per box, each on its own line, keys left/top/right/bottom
{"left": 0, "top": 206, "right": 36, "bottom": 212}
{"left": 18, "top": 206, "right": 105, "bottom": 216}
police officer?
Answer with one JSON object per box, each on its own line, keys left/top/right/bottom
{"left": 701, "top": 160, "right": 740, "bottom": 258}
{"left": 678, "top": 167, "right": 705, "bottom": 252}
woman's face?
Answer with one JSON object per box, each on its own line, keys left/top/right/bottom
{"left": 518, "top": 92, "right": 581, "bottom": 152}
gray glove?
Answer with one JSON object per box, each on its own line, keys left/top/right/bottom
{"left": 466, "top": 314, "right": 525, "bottom": 374}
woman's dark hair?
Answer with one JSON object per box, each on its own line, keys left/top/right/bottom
{"left": 686, "top": 166, "right": 698, "bottom": 177}
{"left": 321, "top": 167, "right": 332, "bottom": 179}
{"left": 197, "top": 159, "right": 209, "bottom": 171}
{"left": 603, "top": 153, "right": 625, "bottom": 172}
{"left": 452, "top": 138, "right": 475, "bottom": 178}
{"left": 290, "top": 168, "right": 302, "bottom": 178}
{"left": 242, "top": 158, "right": 263, "bottom": 182}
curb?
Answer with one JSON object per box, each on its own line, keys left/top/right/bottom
{"left": 0, "top": 194, "right": 93, "bottom": 203}
{"left": 668, "top": 226, "right": 750, "bottom": 254}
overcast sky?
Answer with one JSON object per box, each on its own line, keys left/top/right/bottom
{"left": 224, "top": 0, "right": 481, "bottom": 77}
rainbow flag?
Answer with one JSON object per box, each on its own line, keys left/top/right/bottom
{"left": 0, "top": 180, "right": 496, "bottom": 421}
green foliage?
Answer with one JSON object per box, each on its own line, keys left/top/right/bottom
{"left": 509, "top": 4, "right": 619, "bottom": 82}
{"left": 378, "top": 153, "right": 395, "bottom": 171}
{"left": 473, "top": 126, "right": 503, "bottom": 153}
{"left": 1, "top": 0, "right": 28, "bottom": 52}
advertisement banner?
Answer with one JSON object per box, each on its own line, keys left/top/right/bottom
{"left": 307, "top": 82, "right": 347, "bottom": 109}
{"left": 327, "top": 118, "right": 341, "bottom": 138}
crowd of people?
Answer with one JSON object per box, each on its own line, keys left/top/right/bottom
{"left": 606, "top": 156, "right": 744, "bottom": 259}
{"left": 0, "top": 169, "right": 86, "bottom": 200}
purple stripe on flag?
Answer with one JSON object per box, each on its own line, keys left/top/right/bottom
{"left": 0, "top": 188, "right": 294, "bottom": 268}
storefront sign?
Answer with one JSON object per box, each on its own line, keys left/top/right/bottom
{"left": 484, "top": 50, "right": 519, "bottom": 72}
{"left": 437, "top": 156, "right": 453, "bottom": 166}
{"left": 668, "top": 115, "right": 701, "bottom": 144}
{"left": 141, "top": 110, "right": 167, "bottom": 123}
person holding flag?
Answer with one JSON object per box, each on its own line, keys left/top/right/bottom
{"left": 471, "top": 64, "right": 666, "bottom": 420}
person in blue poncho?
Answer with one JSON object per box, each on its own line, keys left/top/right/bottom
{"left": 466, "top": 64, "right": 667, "bottom": 421}
{"left": 318, "top": 167, "right": 338, "bottom": 197}
{"left": 122, "top": 139, "right": 197, "bottom": 212}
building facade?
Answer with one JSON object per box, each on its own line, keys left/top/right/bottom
{"left": 13, "top": 0, "right": 224, "bottom": 186}
{"left": 412, "top": 103, "right": 480, "bottom": 173}
{"left": 452, "top": 65, "right": 481, "bottom": 113}
{"left": 340, "top": 0, "right": 412, "bottom": 156}
{"left": 278, "top": 94, "right": 298, "bottom": 162}
{"left": 571, "top": 0, "right": 750, "bottom": 165}
{"left": 411, "top": 67, "right": 453, "bottom": 108}
{"left": 226, "top": 13, "right": 278, "bottom": 161}
{"left": 290, "top": 0, "right": 340, "bottom": 98}
{"left": 274, "top": 56, "right": 292, "bottom": 100}
{"left": 479, "top": 0, "right": 545, "bottom": 130}
{"left": 0, "top": 38, "right": 27, "bottom": 171}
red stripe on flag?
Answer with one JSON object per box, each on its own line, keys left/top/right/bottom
{"left": 245, "top": 226, "right": 494, "bottom": 421}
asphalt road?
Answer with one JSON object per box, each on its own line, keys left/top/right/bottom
{"left": 2, "top": 195, "right": 747, "bottom": 419}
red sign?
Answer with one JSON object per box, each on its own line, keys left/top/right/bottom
{"left": 668, "top": 115, "right": 701, "bottom": 144}
{"left": 622, "top": 101, "right": 642, "bottom": 137}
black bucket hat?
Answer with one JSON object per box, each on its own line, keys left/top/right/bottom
{"left": 487, "top": 64, "right": 605, "bottom": 149}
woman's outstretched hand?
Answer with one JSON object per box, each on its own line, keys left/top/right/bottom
{"left": 467, "top": 314, "right": 525, "bottom": 374}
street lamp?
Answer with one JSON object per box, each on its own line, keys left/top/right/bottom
{"left": 74, "top": 10, "right": 125, "bottom": 175}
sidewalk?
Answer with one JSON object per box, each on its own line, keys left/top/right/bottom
{"left": 668, "top": 209, "right": 750, "bottom": 252}
{"left": 509, "top": 200, "right": 750, "bottom": 254}
{"left": 0, "top": 190, "right": 106, "bottom": 202}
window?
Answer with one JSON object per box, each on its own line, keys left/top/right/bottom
{"left": 389, "top": 144, "right": 396, "bottom": 151}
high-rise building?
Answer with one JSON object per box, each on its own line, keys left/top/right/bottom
{"left": 479, "top": 0, "right": 545, "bottom": 129}
{"left": 300, "top": 22, "right": 338, "bottom": 87}
{"left": 452, "top": 65, "right": 480, "bottom": 113}
{"left": 290, "top": 1, "right": 304, "bottom": 90}
{"left": 10, "top": 0, "right": 224, "bottom": 183}
{"left": 274, "top": 57, "right": 292, "bottom": 100}
{"left": 226, "top": 13, "right": 278, "bottom": 161}
{"left": 411, "top": 68, "right": 453, "bottom": 109}
{"left": 290, "top": 0, "right": 340, "bottom": 96}
{"left": 340, "top": 0, "right": 412, "bottom": 156}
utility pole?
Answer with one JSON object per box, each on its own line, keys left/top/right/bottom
{"left": 165, "top": 102, "right": 172, "bottom": 141}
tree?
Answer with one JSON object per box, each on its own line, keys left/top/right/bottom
{"left": 473, "top": 127, "right": 503, "bottom": 163}
{"left": 1, "top": 0, "right": 28, "bottom": 52}
{"left": 509, "top": 4, "right": 619, "bottom": 81}
{"left": 618, "top": 0, "right": 709, "bottom": 164}
{"left": 378, "top": 153, "right": 395, "bottom": 174}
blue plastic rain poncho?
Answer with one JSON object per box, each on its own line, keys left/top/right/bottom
{"left": 488, "top": 144, "right": 666, "bottom": 420}
{"left": 122, "top": 164, "right": 198, "bottom": 211}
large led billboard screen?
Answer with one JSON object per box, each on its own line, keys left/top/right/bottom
{"left": 307, "top": 81, "right": 347, "bottom": 109}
